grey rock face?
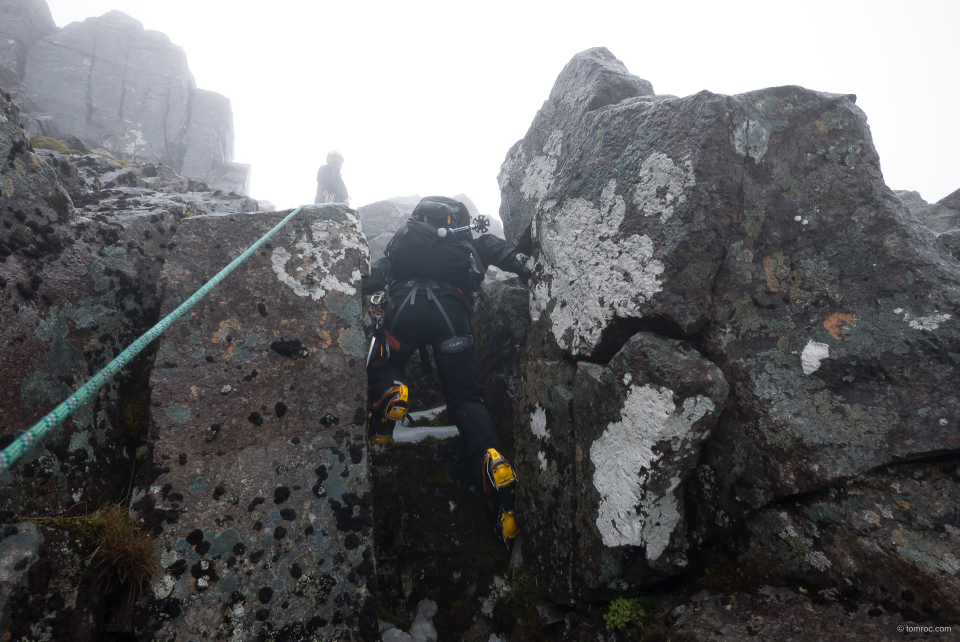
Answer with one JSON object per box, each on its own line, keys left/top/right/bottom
{"left": 0, "top": 522, "right": 43, "bottom": 631}
{"left": 19, "top": 11, "right": 248, "bottom": 192}
{"left": 0, "top": 0, "right": 56, "bottom": 80}
{"left": 358, "top": 199, "right": 407, "bottom": 260}
{"left": 132, "top": 205, "right": 376, "bottom": 640}
{"left": 896, "top": 189, "right": 960, "bottom": 234}
{"left": 896, "top": 188, "right": 960, "bottom": 261}
{"left": 501, "top": 47, "right": 960, "bottom": 609}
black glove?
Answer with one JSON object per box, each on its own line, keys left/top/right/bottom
{"left": 509, "top": 252, "right": 532, "bottom": 286}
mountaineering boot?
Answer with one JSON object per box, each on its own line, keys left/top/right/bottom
{"left": 482, "top": 448, "right": 519, "bottom": 544}
{"left": 367, "top": 383, "right": 408, "bottom": 446}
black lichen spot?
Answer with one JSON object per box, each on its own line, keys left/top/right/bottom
{"left": 186, "top": 529, "right": 204, "bottom": 545}
{"left": 161, "top": 599, "right": 182, "bottom": 618}
{"left": 178, "top": 453, "right": 187, "bottom": 465}
{"left": 290, "top": 563, "right": 303, "bottom": 579}
{"left": 196, "top": 541, "right": 211, "bottom": 555}
{"left": 13, "top": 557, "right": 29, "bottom": 571}
{"left": 274, "top": 402, "right": 287, "bottom": 418}
{"left": 280, "top": 508, "right": 296, "bottom": 521}
{"left": 253, "top": 522, "right": 263, "bottom": 531}
{"left": 348, "top": 444, "right": 363, "bottom": 465}
{"left": 169, "top": 559, "right": 188, "bottom": 577}
{"left": 320, "top": 413, "right": 339, "bottom": 428}
{"left": 274, "top": 526, "right": 287, "bottom": 539}
{"left": 274, "top": 487, "right": 291, "bottom": 504}
{"left": 243, "top": 369, "right": 258, "bottom": 382}
{"left": 270, "top": 338, "right": 307, "bottom": 359}
{"left": 344, "top": 533, "right": 361, "bottom": 550}
{"left": 257, "top": 302, "right": 268, "bottom": 317}
{"left": 213, "top": 485, "right": 226, "bottom": 500}
{"left": 249, "top": 550, "right": 264, "bottom": 564}
{"left": 314, "top": 465, "right": 328, "bottom": 482}
{"left": 233, "top": 542, "right": 246, "bottom": 556}
{"left": 304, "top": 525, "right": 314, "bottom": 536}
{"left": 353, "top": 406, "right": 365, "bottom": 425}
{"left": 247, "top": 497, "right": 265, "bottom": 512}
{"left": 205, "top": 355, "right": 214, "bottom": 362}
{"left": 258, "top": 586, "right": 274, "bottom": 604}
{"left": 256, "top": 608, "right": 270, "bottom": 621}
{"left": 168, "top": 492, "right": 184, "bottom": 503}
{"left": 248, "top": 412, "right": 264, "bottom": 426}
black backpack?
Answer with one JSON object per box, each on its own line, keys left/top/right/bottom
{"left": 384, "top": 197, "right": 485, "bottom": 288}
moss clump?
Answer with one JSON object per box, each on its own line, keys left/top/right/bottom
{"left": 21, "top": 503, "right": 161, "bottom": 593}
{"left": 94, "top": 152, "right": 128, "bottom": 168}
{"left": 604, "top": 596, "right": 645, "bottom": 630}
{"left": 30, "top": 136, "right": 129, "bottom": 167}
{"left": 30, "top": 136, "right": 81, "bottom": 154}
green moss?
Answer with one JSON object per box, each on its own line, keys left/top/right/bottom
{"left": 31, "top": 136, "right": 81, "bottom": 154}
{"left": 432, "top": 467, "right": 451, "bottom": 487}
{"left": 93, "top": 152, "right": 128, "bottom": 168}
{"left": 604, "top": 596, "right": 645, "bottom": 630}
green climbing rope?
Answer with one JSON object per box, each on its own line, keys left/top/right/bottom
{"left": 0, "top": 205, "right": 309, "bottom": 475}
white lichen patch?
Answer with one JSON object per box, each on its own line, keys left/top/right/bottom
{"left": 805, "top": 550, "right": 832, "bottom": 571}
{"left": 520, "top": 130, "right": 563, "bottom": 201}
{"left": 272, "top": 218, "right": 369, "bottom": 300}
{"left": 590, "top": 383, "right": 715, "bottom": 560}
{"left": 151, "top": 574, "right": 176, "bottom": 599}
{"left": 633, "top": 152, "right": 695, "bottom": 223}
{"left": 531, "top": 405, "right": 549, "bottom": 440}
{"left": 535, "top": 180, "right": 665, "bottom": 354}
{"left": 940, "top": 552, "right": 959, "bottom": 575}
{"left": 894, "top": 308, "right": 951, "bottom": 331}
{"left": 801, "top": 340, "right": 829, "bottom": 375}
{"left": 538, "top": 451, "right": 547, "bottom": 471}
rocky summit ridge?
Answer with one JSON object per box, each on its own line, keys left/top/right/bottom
{"left": 0, "top": 0, "right": 250, "bottom": 195}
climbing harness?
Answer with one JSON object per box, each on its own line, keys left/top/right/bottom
{"left": 0, "top": 203, "right": 332, "bottom": 476}
{"left": 366, "top": 292, "right": 387, "bottom": 366}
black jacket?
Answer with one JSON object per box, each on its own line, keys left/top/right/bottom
{"left": 314, "top": 165, "right": 349, "bottom": 203}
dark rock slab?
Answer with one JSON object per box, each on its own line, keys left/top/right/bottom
{"left": 0, "top": 93, "right": 170, "bottom": 518}
{"left": 0, "top": 521, "right": 43, "bottom": 631}
{"left": 474, "top": 277, "right": 530, "bottom": 438}
{"left": 134, "top": 205, "right": 377, "bottom": 640}
{"left": 357, "top": 199, "right": 406, "bottom": 260}
{"left": 736, "top": 457, "right": 960, "bottom": 621}
{"left": 668, "top": 586, "right": 956, "bottom": 642}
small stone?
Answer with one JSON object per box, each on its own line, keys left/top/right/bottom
{"left": 221, "top": 385, "right": 232, "bottom": 394}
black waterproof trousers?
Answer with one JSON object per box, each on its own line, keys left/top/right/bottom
{"left": 367, "top": 289, "right": 499, "bottom": 487}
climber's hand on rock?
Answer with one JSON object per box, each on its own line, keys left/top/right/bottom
{"left": 509, "top": 253, "right": 532, "bottom": 286}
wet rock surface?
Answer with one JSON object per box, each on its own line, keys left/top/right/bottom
{"left": 499, "top": 45, "right": 960, "bottom": 625}
{"left": 133, "top": 205, "right": 377, "bottom": 640}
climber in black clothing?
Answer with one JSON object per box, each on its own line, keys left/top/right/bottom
{"left": 315, "top": 151, "right": 350, "bottom": 206}
{"left": 364, "top": 196, "right": 530, "bottom": 545}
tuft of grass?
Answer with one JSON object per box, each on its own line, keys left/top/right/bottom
{"left": 604, "top": 596, "right": 645, "bottom": 631}
{"left": 94, "top": 152, "right": 128, "bottom": 168}
{"left": 30, "top": 136, "right": 81, "bottom": 154}
{"left": 23, "top": 503, "right": 161, "bottom": 594}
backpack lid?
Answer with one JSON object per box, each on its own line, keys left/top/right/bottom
{"left": 412, "top": 196, "right": 470, "bottom": 228}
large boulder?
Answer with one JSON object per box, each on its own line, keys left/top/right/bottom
{"left": 132, "top": 205, "right": 378, "bottom": 640}
{"left": 358, "top": 199, "right": 407, "bottom": 260}
{"left": 500, "top": 47, "right": 960, "bottom": 610}
{"left": 0, "top": 0, "right": 56, "bottom": 80}
{"left": 19, "top": 11, "right": 248, "bottom": 192}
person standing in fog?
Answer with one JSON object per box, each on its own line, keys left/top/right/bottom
{"left": 315, "top": 151, "right": 350, "bottom": 206}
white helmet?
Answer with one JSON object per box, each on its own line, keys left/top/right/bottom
{"left": 327, "top": 150, "right": 344, "bottom": 163}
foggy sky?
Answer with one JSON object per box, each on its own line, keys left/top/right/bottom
{"left": 43, "top": 0, "right": 960, "bottom": 216}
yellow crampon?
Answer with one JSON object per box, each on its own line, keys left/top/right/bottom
{"left": 483, "top": 448, "right": 519, "bottom": 543}
{"left": 367, "top": 384, "right": 408, "bottom": 446}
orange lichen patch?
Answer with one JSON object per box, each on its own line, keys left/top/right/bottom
{"left": 317, "top": 329, "right": 332, "bottom": 349}
{"left": 212, "top": 318, "right": 242, "bottom": 344}
{"left": 824, "top": 313, "right": 854, "bottom": 340}
{"left": 815, "top": 121, "right": 829, "bottom": 133}
{"left": 763, "top": 252, "right": 787, "bottom": 292}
